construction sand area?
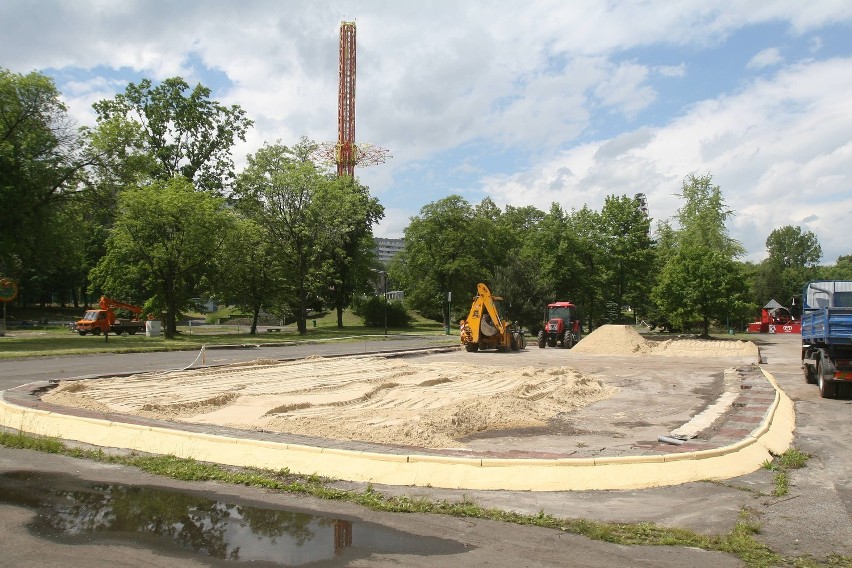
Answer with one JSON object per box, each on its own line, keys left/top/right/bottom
{"left": 43, "top": 325, "right": 760, "bottom": 455}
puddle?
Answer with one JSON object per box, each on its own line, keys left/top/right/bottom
{"left": 0, "top": 471, "right": 469, "bottom": 566}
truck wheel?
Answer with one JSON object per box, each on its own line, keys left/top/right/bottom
{"left": 465, "top": 343, "right": 479, "bottom": 352}
{"left": 128, "top": 329, "right": 137, "bottom": 335}
{"left": 537, "top": 331, "right": 546, "bottom": 348}
{"left": 817, "top": 358, "right": 836, "bottom": 399}
{"left": 92, "top": 328, "right": 101, "bottom": 336}
{"left": 562, "top": 331, "right": 574, "bottom": 349}
{"left": 804, "top": 364, "right": 817, "bottom": 384}
{"left": 78, "top": 331, "right": 86, "bottom": 336}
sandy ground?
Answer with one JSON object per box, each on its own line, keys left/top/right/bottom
{"left": 43, "top": 325, "right": 759, "bottom": 451}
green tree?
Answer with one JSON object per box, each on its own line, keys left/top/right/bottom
{"left": 215, "top": 217, "right": 287, "bottom": 334}
{"left": 90, "top": 177, "right": 234, "bottom": 337}
{"left": 235, "top": 141, "right": 338, "bottom": 334}
{"left": 389, "top": 195, "right": 491, "bottom": 324}
{"left": 651, "top": 174, "right": 751, "bottom": 336}
{"left": 317, "top": 175, "right": 384, "bottom": 328}
{"left": 92, "top": 77, "right": 253, "bottom": 195}
{"left": 598, "top": 195, "right": 654, "bottom": 323}
{"left": 758, "top": 225, "right": 822, "bottom": 304}
{"left": 490, "top": 205, "right": 548, "bottom": 330}
{"left": 0, "top": 69, "right": 91, "bottom": 298}
{"left": 822, "top": 254, "right": 852, "bottom": 280}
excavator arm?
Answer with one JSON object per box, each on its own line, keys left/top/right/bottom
{"left": 460, "top": 283, "right": 509, "bottom": 345}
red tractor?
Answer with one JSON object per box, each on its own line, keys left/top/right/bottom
{"left": 537, "top": 301, "right": 582, "bottom": 349}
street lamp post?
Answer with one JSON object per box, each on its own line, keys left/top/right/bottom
{"left": 382, "top": 272, "right": 387, "bottom": 336}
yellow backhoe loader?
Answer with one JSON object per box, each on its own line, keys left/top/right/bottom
{"left": 459, "top": 283, "right": 526, "bottom": 352}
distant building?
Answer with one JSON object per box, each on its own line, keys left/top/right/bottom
{"left": 374, "top": 237, "right": 405, "bottom": 264}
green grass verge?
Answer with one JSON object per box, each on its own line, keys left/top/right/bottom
{"left": 0, "top": 309, "right": 454, "bottom": 359}
{"left": 4, "top": 431, "right": 849, "bottom": 567}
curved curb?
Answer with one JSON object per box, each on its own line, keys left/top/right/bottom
{"left": 0, "top": 367, "right": 795, "bottom": 491}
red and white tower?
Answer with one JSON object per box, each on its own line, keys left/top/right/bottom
{"left": 315, "top": 21, "right": 390, "bottom": 177}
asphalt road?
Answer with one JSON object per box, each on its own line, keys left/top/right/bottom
{"left": 0, "top": 333, "right": 849, "bottom": 567}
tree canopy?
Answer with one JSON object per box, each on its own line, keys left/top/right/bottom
{"left": 92, "top": 77, "right": 253, "bottom": 195}
{"left": 90, "top": 177, "right": 234, "bottom": 337}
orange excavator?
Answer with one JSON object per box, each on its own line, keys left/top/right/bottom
{"left": 459, "top": 283, "right": 526, "bottom": 352}
{"left": 73, "top": 296, "right": 146, "bottom": 336}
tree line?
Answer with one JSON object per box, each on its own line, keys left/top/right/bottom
{"left": 390, "top": 180, "right": 851, "bottom": 336}
{"left": 2, "top": 69, "right": 850, "bottom": 338}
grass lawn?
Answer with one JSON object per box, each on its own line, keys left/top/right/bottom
{"left": 0, "top": 307, "right": 454, "bottom": 359}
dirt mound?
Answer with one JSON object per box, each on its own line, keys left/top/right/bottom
{"left": 572, "top": 325, "right": 652, "bottom": 355}
{"left": 572, "top": 325, "right": 758, "bottom": 358}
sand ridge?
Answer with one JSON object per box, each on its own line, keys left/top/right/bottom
{"left": 41, "top": 326, "right": 759, "bottom": 450}
{"left": 43, "top": 357, "right": 618, "bottom": 449}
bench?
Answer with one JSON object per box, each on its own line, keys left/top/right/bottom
{"left": 266, "top": 328, "right": 281, "bottom": 333}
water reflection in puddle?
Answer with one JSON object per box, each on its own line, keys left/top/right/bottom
{"left": 0, "top": 471, "right": 468, "bottom": 565}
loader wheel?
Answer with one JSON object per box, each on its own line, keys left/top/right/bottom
{"left": 465, "top": 343, "right": 479, "bottom": 352}
{"left": 817, "top": 357, "right": 836, "bottom": 399}
{"left": 537, "top": 331, "right": 546, "bottom": 348}
{"left": 562, "top": 331, "right": 574, "bottom": 349}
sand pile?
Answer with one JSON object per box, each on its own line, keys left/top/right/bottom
{"left": 572, "top": 325, "right": 758, "bottom": 358}
{"left": 43, "top": 356, "right": 617, "bottom": 449}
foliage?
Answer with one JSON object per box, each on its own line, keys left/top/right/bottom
{"left": 235, "top": 139, "right": 381, "bottom": 334}
{"left": 390, "top": 195, "right": 493, "bottom": 323}
{"left": 213, "top": 216, "right": 287, "bottom": 334}
{"left": 91, "top": 77, "right": 253, "bottom": 195}
{"left": 753, "top": 226, "right": 823, "bottom": 306}
{"left": 317, "top": 175, "right": 384, "bottom": 328}
{"left": 651, "top": 174, "right": 752, "bottom": 336}
{"left": 598, "top": 194, "right": 655, "bottom": 323}
{"left": 360, "top": 296, "right": 411, "bottom": 328}
{"left": 89, "top": 177, "right": 235, "bottom": 337}
{"left": 0, "top": 69, "right": 91, "bottom": 298}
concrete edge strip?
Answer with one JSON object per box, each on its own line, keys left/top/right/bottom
{"left": 0, "top": 367, "right": 796, "bottom": 492}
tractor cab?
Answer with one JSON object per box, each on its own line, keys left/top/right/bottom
{"left": 538, "top": 301, "right": 582, "bottom": 349}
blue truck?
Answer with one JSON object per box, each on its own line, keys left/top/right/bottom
{"left": 801, "top": 280, "right": 852, "bottom": 398}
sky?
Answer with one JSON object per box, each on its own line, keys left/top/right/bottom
{"left": 3, "top": 1, "right": 851, "bottom": 263}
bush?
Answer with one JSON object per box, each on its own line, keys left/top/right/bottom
{"left": 362, "top": 296, "right": 411, "bottom": 328}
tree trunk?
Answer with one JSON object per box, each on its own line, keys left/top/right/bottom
{"left": 250, "top": 305, "right": 260, "bottom": 335}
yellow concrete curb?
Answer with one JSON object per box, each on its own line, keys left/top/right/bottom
{"left": 0, "top": 367, "right": 795, "bottom": 491}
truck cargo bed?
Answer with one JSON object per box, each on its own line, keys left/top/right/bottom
{"left": 801, "top": 308, "right": 852, "bottom": 345}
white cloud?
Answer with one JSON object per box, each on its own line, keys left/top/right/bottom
{"left": 482, "top": 57, "right": 852, "bottom": 263}
{"left": 2, "top": 0, "right": 851, "bottom": 261}
{"left": 747, "top": 48, "right": 784, "bottom": 69}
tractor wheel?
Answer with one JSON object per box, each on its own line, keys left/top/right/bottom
{"left": 817, "top": 356, "right": 836, "bottom": 399}
{"left": 511, "top": 335, "right": 519, "bottom": 351}
{"left": 537, "top": 331, "right": 546, "bottom": 348}
{"left": 465, "top": 342, "right": 479, "bottom": 352}
{"left": 562, "top": 330, "right": 574, "bottom": 349}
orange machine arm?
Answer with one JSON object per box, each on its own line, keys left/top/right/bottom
{"left": 98, "top": 296, "right": 143, "bottom": 317}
